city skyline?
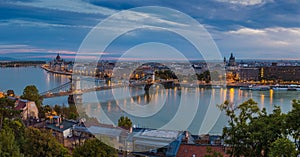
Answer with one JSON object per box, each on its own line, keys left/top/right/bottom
{"left": 1, "top": 0, "right": 300, "bottom": 60}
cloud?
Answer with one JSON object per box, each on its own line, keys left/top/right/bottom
{"left": 215, "top": 26, "right": 300, "bottom": 59}
{"left": 216, "top": 0, "right": 267, "bottom": 6}
{"left": 1, "top": 0, "right": 300, "bottom": 60}
{"left": 8, "top": 0, "right": 116, "bottom": 15}
{"left": 228, "top": 28, "right": 266, "bottom": 35}
{"left": 0, "top": 19, "right": 94, "bottom": 29}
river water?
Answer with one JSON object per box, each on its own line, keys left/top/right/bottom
{"left": 0, "top": 67, "right": 299, "bottom": 134}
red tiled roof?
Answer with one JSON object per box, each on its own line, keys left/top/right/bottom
{"left": 15, "top": 101, "right": 26, "bottom": 110}
{"left": 177, "top": 144, "right": 229, "bottom": 157}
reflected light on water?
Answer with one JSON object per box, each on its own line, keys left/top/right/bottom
{"left": 223, "top": 89, "right": 227, "bottom": 102}
{"left": 261, "top": 94, "right": 265, "bottom": 109}
{"left": 130, "top": 97, "right": 134, "bottom": 104}
{"left": 212, "top": 88, "right": 215, "bottom": 98}
{"left": 108, "top": 101, "right": 111, "bottom": 112}
{"left": 229, "top": 88, "right": 234, "bottom": 103}
{"left": 238, "top": 89, "right": 242, "bottom": 101}
{"left": 137, "top": 96, "right": 141, "bottom": 104}
{"left": 124, "top": 99, "right": 127, "bottom": 108}
{"left": 269, "top": 89, "right": 273, "bottom": 105}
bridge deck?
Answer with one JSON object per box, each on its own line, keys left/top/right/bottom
{"left": 41, "top": 81, "right": 174, "bottom": 98}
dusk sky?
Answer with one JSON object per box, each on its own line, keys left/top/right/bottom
{"left": 1, "top": 0, "right": 300, "bottom": 60}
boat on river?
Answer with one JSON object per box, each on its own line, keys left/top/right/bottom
{"left": 251, "top": 85, "right": 270, "bottom": 91}
{"left": 287, "top": 84, "right": 300, "bottom": 91}
{"left": 272, "top": 84, "right": 300, "bottom": 91}
{"left": 273, "top": 84, "right": 288, "bottom": 91}
{"left": 240, "top": 85, "right": 270, "bottom": 91}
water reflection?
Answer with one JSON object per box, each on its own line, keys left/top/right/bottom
{"left": 1, "top": 67, "right": 299, "bottom": 133}
{"left": 82, "top": 87, "right": 300, "bottom": 134}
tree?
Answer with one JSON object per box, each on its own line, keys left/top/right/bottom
{"left": 118, "top": 116, "right": 132, "bottom": 130}
{"left": 197, "top": 70, "right": 211, "bottom": 83}
{"left": 23, "top": 127, "right": 70, "bottom": 157}
{"left": 73, "top": 138, "right": 118, "bottom": 157}
{"left": 21, "top": 85, "right": 42, "bottom": 109}
{"left": 39, "top": 105, "right": 52, "bottom": 119}
{"left": 269, "top": 137, "right": 297, "bottom": 157}
{"left": 218, "top": 99, "right": 287, "bottom": 157}
{"left": 2, "top": 118, "right": 25, "bottom": 153}
{"left": 0, "top": 129, "right": 22, "bottom": 157}
{"left": 6, "top": 90, "right": 15, "bottom": 97}
{"left": 247, "top": 106, "right": 286, "bottom": 156}
{"left": 286, "top": 99, "right": 300, "bottom": 151}
{"left": 53, "top": 104, "right": 62, "bottom": 115}
{"left": 62, "top": 104, "right": 78, "bottom": 120}
{"left": 0, "top": 97, "right": 22, "bottom": 130}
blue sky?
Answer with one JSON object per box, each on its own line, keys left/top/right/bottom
{"left": 1, "top": 0, "right": 300, "bottom": 60}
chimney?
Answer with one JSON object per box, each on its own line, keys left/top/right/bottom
{"left": 185, "top": 131, "right": 189, "bottom": 138}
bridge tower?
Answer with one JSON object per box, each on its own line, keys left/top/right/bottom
{"left": 69, "top": 77, "right": 83, "bottom": 105}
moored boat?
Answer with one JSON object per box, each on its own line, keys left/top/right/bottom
{"left": 287, "top": 84, "right": 299, "bottom": 91}
{"left": 251, "top": 85, "right": 270, "bottom": 91}
{"left": 273, "top": 84, "right": 288, "bottom": 91}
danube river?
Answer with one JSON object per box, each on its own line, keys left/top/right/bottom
{"left": 0, "top": 67, "right": 299, "bottom": 134}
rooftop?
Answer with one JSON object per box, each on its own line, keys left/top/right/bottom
{"left": 140, "top": 129, "right": 180, "bottom": 139}
{"left": 46, "top": 120, "right": 77, "bottom": 132}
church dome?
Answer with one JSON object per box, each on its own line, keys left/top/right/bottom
{"left": 56, "top": 54, "right": 61, "bottom": 60}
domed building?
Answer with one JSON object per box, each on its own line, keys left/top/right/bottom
{"left": 228, "top": 53, "right": 236, "bottom": 67}
{"left": 50, "top": 54, "right": 66, "bottom": 71}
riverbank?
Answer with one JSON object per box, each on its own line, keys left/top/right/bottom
{"left": 0, "top": 61, "right": 46, "bottom": 67}
{"left": 41, "top": 65, "right": 72, "bottom": 75}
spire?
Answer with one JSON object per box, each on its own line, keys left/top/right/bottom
{"left": 56, "top": 53, "right": 61, "bottom": 60}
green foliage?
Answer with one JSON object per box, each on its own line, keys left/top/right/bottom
{"left": 6, "top": 89, "right": 15, "bottom": 97}
{"left": 39, "top": 105, "right": 52, "bottom": 119}
{"left": 286, "top": 99, "right": 300, "bottom": 151}
{"left": 23, "top": 127, "right": 69, "bottom": 157}
{"left": 197, "top": 70, "right": 211, "bottom": 83}
{"left": 2, "top": 119, "right": 26, "bottom": 153}
{"left": 21, "top": 85, "right": 42, "bottom": 109}
{"left": 269, "top": 137, "right": 297, "bottom": 157}
{"left": 118, "top": 116, "right": 132, "bottom": 130}
{"left": 73, "top": 138, "right": 118, "bottom": 157}
{"left": 0, "top": 129, "right": 22, "bottom": 157}
{"left": 155, "top": 70, "right": 177, "bottom": 80}
{"left": 219, "top": 99, "right": 289, "bottom": 157}
{"left": 54, "top": 104, "right": 62, "bottom": 115}
{"left": 0, "top": 97, "right": 22, "bottom": 130}
{"left": 50, "top": 104, "right": 78, "bottom": 120}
